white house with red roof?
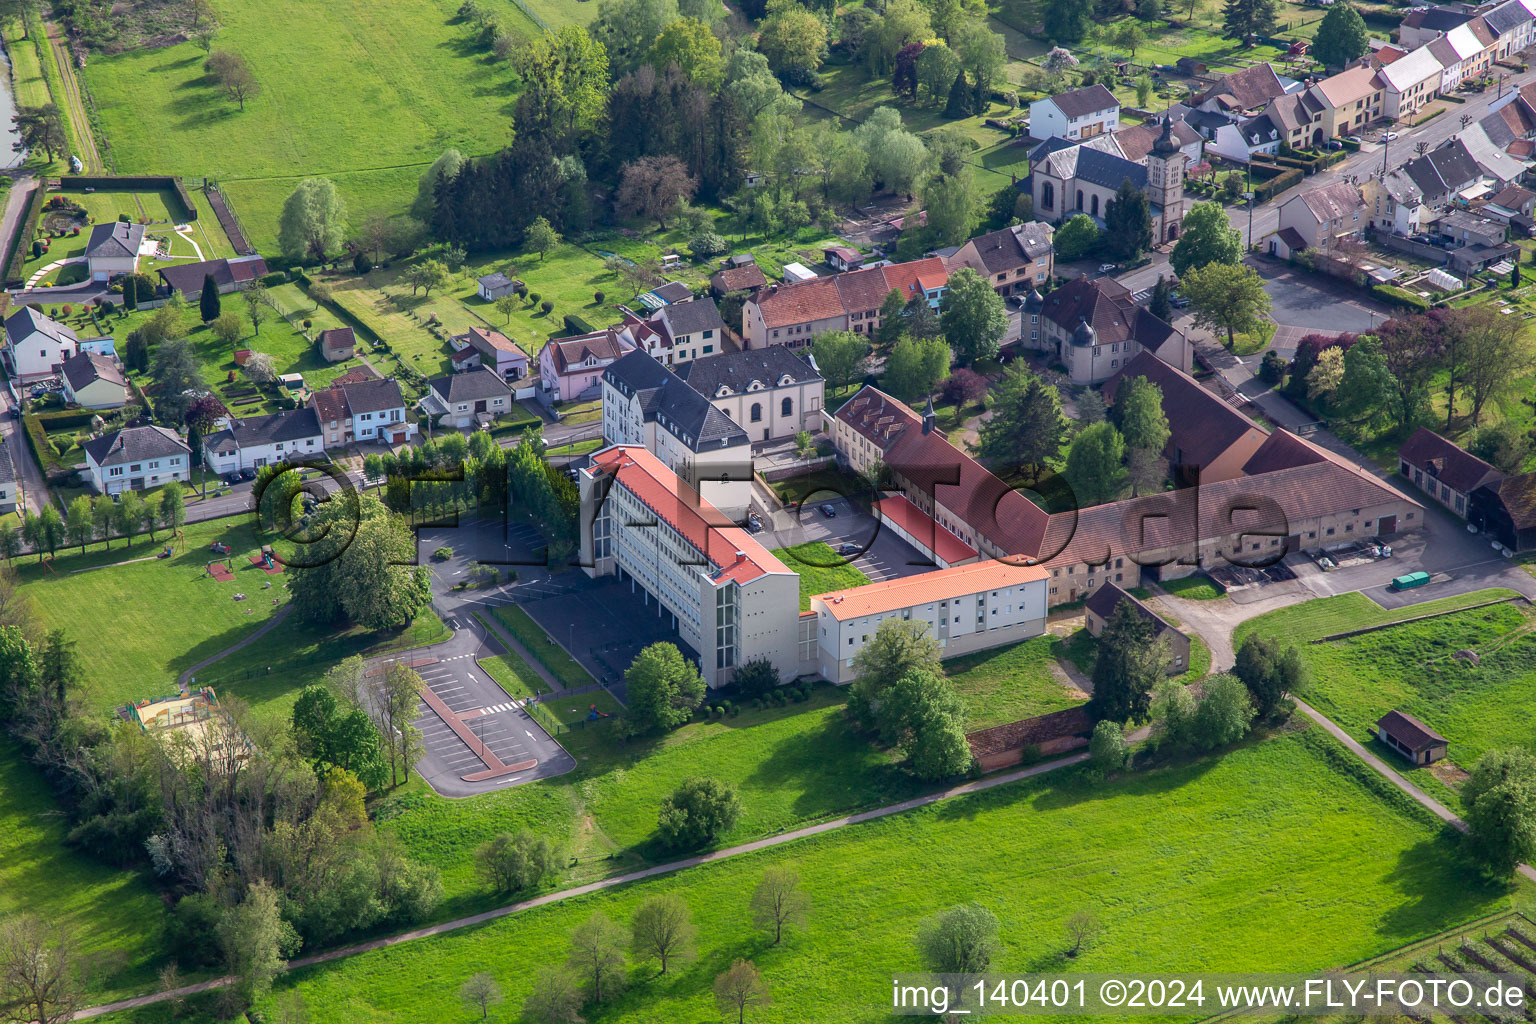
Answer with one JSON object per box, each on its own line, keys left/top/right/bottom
{"left": 537, "top": 329, "right": 634, "bottom": 403}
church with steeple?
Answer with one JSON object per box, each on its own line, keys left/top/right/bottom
{"left": 1026, "top": 115, "right": 1190, "bottom": 245}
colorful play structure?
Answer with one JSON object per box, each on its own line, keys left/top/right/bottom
{"left": 207, "top": 558, "right": 235, "bottom": 581}
{"left": 249, "top": 544, "right": 282, "bottom": 575}
{"left": 587, "top": 704, "right": 610, "bottom": 721}
{"left": 125, "top": 686, "right": 219, "bottom": 733}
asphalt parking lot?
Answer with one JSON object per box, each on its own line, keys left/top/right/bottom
{"left": 1251, "top": 263, "right": 1389, "bottom": 355}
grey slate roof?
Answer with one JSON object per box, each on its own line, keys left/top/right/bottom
{"left": 1402, "top": 6, "right": 1473, "bottom": 32}
{"left": 4, "top": 306, "right": 78, "bottom": 347}
{"left": 0, "top": 434, "right": 14, "bottom": 486}
{"left": 1046, "top": 83, "right": 1119, "bottom": 119}
{"left": 675, "top": 345, "right": 822, "bottom": 397}
{"left": 86, "top": 221, "right": 145, "bottom": 260}
{"left": 1239, "top": 113, "right": 1283, "bottom": 147}
{"left": 603, "top": 350, "right": 748, "bottom": 452}
{"left": 428, "top": 367, "right": 513, "bottom": 404}
{"left": 1073, "top": 145, "right": 1148, "bottom": 191}
{"left": 650, "top": 281, "right": 693, "bottom": 303}
{"left": 82, "top": 425, "right": 188, "bottom": 468}
{"left": 61, "top": 351, "right": 126, "bottom": 392}
{"left": 340, "top": 377, "right": 406, "bottom": 416}
{"left": 478, "top": 272, "right": 514, "bottom": 289}
{"left": 1481, "top": 0, "right": 1528, "bottom": 37}
{"left": 1402, "top": 140, "right": 1482, "bottom": 200}
{"left": 656, "top": 297, "right": 726, "bottom": 337}
{"left": 205, "top": 408, "right": 323, "bottom": 455}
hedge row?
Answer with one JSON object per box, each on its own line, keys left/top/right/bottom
{"left": 563, "top": 313, "right": 596, "bottom": 335}
{"left": 1372, "top": 284, "right": 1429, "bottom": 311}
{"left": 2, "top": 186, "right": 46, "bottom": 288}
{"left": 19, "top": 414, "right": 60, "bottom": 474}
{"left": 1252, "top": 167, "right": 1304, "bottom": 202}
{"left": 30, "top": 408, "right": 98, "bottom": 430}
{"left": 56, "top": 175, "right": 197, "bottom": 222}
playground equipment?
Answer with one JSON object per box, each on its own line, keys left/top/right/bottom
{"left": 209, "top": 542, "right": 230, "bottom": 555}
{"left": 157, "top": 545, "right": 173, "bottom": 559}
{"left": 207, "top": 558, "right": 235, "bottom": 581}
{"left": 586, "top": 704, "right": 611, "bottom": 721}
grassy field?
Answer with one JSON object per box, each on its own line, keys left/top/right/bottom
{"left": 0, "top": 742, "right": 167, "bottom": 1005}
{"left": 1233, "top": 588, "right": 1525, "bottom": 649}
{"left": 490, "top": 605, "right": 599, "bottom": 689}
{"left": 81, "top": 0, "right": 527, "bottom": 252}
{"left": 17, "top": 518, "right": 289, "bottom": 710}
{"left": 772, "top": 541, "right": 871, "bottom": 611}
{"left": 1159, "top": 574, "right": 1225, "bottom": 600}
{"left": 98, "top": 727, "right": 1523, "bottom": 1023}
{"left": 943, "top": 633, "right": 1085, "bottom": 729}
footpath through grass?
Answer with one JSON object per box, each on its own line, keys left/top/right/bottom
{"left": 101, "top": 727, "right": 1521, "bottom": 1023}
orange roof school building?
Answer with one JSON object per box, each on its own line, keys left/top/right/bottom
{"left": 826, "top": 355, "right": 1423, "bottom": 606}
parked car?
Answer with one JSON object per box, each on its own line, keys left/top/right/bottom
{"left": 1345, "top": 135, "right": 1363, "bottom": 144}
{"left": 1098, "top": 263, "right": 1119, "bottom": 274}
{"left": 819, "top": 503, "right": 836, "bottom": 518}
{"left": 1382, "top": 131, "right": 1399, "bottom": 141}
{"left": 1170, "top": 294, "right": 1191, "bottom": 308}
{"left": 240, "top": 468, "right": 256, "bottom": 481}
{"left": 1325, "top": 140, "right": 1344, "bottom": 151}
{"left": 837, "top": 542, "right": 860, "bottom": 555}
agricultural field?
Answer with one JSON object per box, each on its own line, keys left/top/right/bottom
{"left": 80, "top": 0, "right": 529, "bottom": 252}
{"left": 943, "top": 633, "right": 1085, "bottom": 729}
{"left": 97, "top": 728, "right": 1523, "bottom": 1023}
{"left": 772, "top": 541, "right": 871, "bottom": 610}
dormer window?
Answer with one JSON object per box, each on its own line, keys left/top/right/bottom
{"left": 715, "top": 385, "right": 733, "bottom": 397}
{"left": 778, "top": 374, "right": 794, "bottom": 386}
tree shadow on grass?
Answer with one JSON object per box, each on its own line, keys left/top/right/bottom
{"left": 741, "top": 711, "right": 922, "bottom": 821}
{"left": 1377, "top": 834, "right": 1512, "bottom": 943}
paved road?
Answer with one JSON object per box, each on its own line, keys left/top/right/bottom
{"left": 0, "top": 387, "right": 48, "bottom": 516}
{"left": 71, "top": 748, "right": 1092, "bottom": 1021}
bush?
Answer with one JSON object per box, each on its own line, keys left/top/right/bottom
{"left": 1372, "top": 284, "right": 1429, "bottom": 311}
{"left": 656, "top": 777, "right": 742, "bottom": 850}
{"left": 526, "top": 291, "right": 541, "bottom": 306}
{"left": 563, "top": 313, "right": 597, "bottom": 335}
{"left": 540, "top": 300, "right": 553, "bottom": 314}
{"left": 432, "top": 545, "right": 454, "bottom": 561}
{"left": 593, "top": 290, "right": 605, "bottom": 303}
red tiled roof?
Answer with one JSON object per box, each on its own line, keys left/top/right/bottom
{"left": 880, "top": 257, "right": 948, "bottom": 303}
{"left": 588, "top": 446, "right": 790, "bottom": 585}
{"left": 548, "top": 330, "right": 629, "bottom": 374}
{"left": 451, "top": 345, "right": 480, "bottom": 364}
{"left": 1377, "top": 709, "right": 1446, "bottom": 750}
{"left": 468, "top": 325, "right": 519, "bottom": 353}
{"left": 874, "top": 495, "right": 978, "bottom": 565}
{"left": 812, "top": 559, "right": 1047, "bottom": 620}
{"left": 310, "top": 387, "right": 346, "bottom": 423}
{"left": 1103, "top": 352, "right": 1262, "bottom": 472}
{"left": 755, "top": 276, "right": 847, "bottom": 329}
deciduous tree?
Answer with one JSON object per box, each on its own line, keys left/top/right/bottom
{"left": 458, "top": 972, "right": 504, "bottom": 1020}
{"left": 1462, "top": 747, "right": 1536, "bottom": 877}
{"left": 714, "top": 960, "right": 771, "bottom": 1024}
{"left": 941, "top": 267, "right": 1007, "bottom": 365}
{"left": 750, "top": 866, "right": 810, "bottom": 944}
{"left": 1192, "top": 672, "right": 1256, "bottom": 749}
{"left": 1170, "top": 201, "right": 1242, "bottom": 277}
{"left": 1311, "top": 2, "right": 1368, "bottom": 68}
{"left": 0, "top": 915, "right": 80, "bottom": 1024}
{"left": 1064, "top": 421, "right": 1128, "bottom": 507}
{"left": 811, "top": 330, "right": 870, "bottom": 393}
{"left": 616, "top": 155, "right": 698, "bottom": 229}
{"left": 1182, "top": 261, "right": 1271, "bottom": 348}
{"left": 1090, "top": 597, "right": 1169, "bottom": 723}
{"left": 626, "top": 641, "right": 706, "bottom": 730}
{"left": 526, "top": 216, "right": 561, "bottom": 261}
{"left": 883, "top": 335, "right": 950, "bottom": 402}
{"left": 631, "top": 893, "right": 697, "bottom": 975}
{"left": 848, "top": 618, "right": 941, "bottom": 727}
{"left": 917, "top": 903, "right": 999, "bottom": 976}
{"left": 521, "top": 966, "right": 584, "bottom": 1024}
{"left": 656, "top": 776, "right": 741, "bottom": 849}
{"left": 217, "top": 881, "right": 299, "bottom": 1009}
{"left": 1053, "top": 214, "right": 1099, "bottom": 261}
{"left": 278, "top": 177, "right": 348, "bottom": 263}
{"left": 566, "top": 912, "right": 628, "bottom": 1004}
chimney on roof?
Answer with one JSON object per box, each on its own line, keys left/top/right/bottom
{"left": 735, "top": 550, "right": 746, "bottom": 564}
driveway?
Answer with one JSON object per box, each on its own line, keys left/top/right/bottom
{"left": 1250, "top": 262, "right": 1391, "bottom": 356}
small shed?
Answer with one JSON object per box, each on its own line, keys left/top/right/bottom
{"left": 1084, "top": 582, "right": 1193, "bottom": 674}
{"left": 1425, "top": 268, "right": 1463, "bottom": 292}
{"left": 1375, "top": 710, "right": 1448, "bottom": 765}
{"left": 824, "top": 245, "right": 866, "bottom": 272}
{"left": 317, "top": 327, "right": 355, "bottom": 363}
{"left": 782, "top": 262, "right": 817, "bottom": 283}
{"left": 278, "top": 372, "right": 305, "bottom": 391}
{"left": 477, "top": 272, "right": 518, "bottom": 301}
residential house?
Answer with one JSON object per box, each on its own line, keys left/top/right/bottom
{"left": 203, "top": 408, "right": 325, "bottom": 475}
{"left": 1272, "top": 181, "right": 1367, "bottom": 255}
{"left": 536, "top": 329, "right": 633, "bottom": 401}
{"left": 1456, "top": 122, "right": 1529, "bottom": 186}
{"left": 740, "top": 256, "right": 950, "bottom": 349}
{"left": 476, "top": 272, "right": 518, "bottom": 301}
{"left": 1469, "top": 472, "right": 1536, "bottom": 552}
{"left": 1480, "top": 183, "right": 1536, "bottom": 222}
{"left": 449, "top": 325, "right": 530, "bottom": 384}
{"left": 1400, "top": 139, "right": 1483, "bottom": 207}
{"left": 1195, "top": 62, "right": 1294, "bottom": 115}
{"left": 1261, "top": 89, "right": 1331, "bottom": 149}
{"left": 1397, "top": 426, "right": 1503, "bottom": 518}
{"left": 317, "top": 327, "right": 355, "bottom": 363}
{"left": 1430, "top": 20, "right": 1494, "bottom": 91}
{"left": 423, "top": 368, "right": 514, "bottom": 429}
{"left": 60, "top": 351, "right": 129, "bottom": 409}
{"left": 1306, "top": 65, "right": 1386, "bottom": 139}
{"left": 1205, "top": 111, "right": 1286, "bottom": 163}
{"left": 1028, "top": 117, "right": 1188, "bottom": 243}
{"left": 1480, "top": 0, "right": 1536, "bottom": 57}
{"left": 823, "top": 245, "right": 866, "bottom": 271}
{"left": 1361, "top": 168, "right": 1434, "bottom": 236}
{"left": 85, "top": 222, "right": 145, "bottom": 282}
{"left": 1029, "top": 84, "right": 1120, "bottom": 142}
{"left": 82, "top": 425, "right": 190, "bottom": 495}
{"left": 1398, "top": 5, "right": 1474, "bottom": 48}
{"left": 2, "top": 307, "right": 79, "bottom": 383}
{"left": 1437, "top": 209, "right": 1508, "bottom": 247}
{"left": 308, "top": 377, "right": 415, "bottom": 448}
{"left": 638, "top": 281, "right": 693, "bottom": 311}
{"left": 1377, "top": 711, "right": 1449, "bottom": 764}
{"left": 1032, "top": 277, "right": 1191, "bottom": 385}
{"left": 1111, "top": 117, "right": 1204, "bottom": 164}
{"left": 645, "top": 298, "right": 728, "bottom": 366}
{"left": 1104, "top": 350, "right": 1268, "bottom": 484}
{"left": 1084, "top": 582, "right": 1193, "bottom": 673}
{"left": 1378, "top": 46, "right": 1443, "bottom": 118}
{"left": 947, "top": 221, "right": 1055, "bottom": 297}
{"left": 601, "top": 350, "right": 753, "bottom": 517}
{"left": 0, "top": 435, "right": 16, "bottom": 511}
{"left": 709, "top": 263, "right": 768, "bottom": 298}
{"left": 674, "top": 345, "right": 825, "bottom": 441}
{"left": 156, "top": 255, "right": 268, "bottom": 300}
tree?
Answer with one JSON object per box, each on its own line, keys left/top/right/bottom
{"left": 866, "top": 0, "right": 932, "bottom": 76}
{"left": 417, "top": 259, "right": 451, "bottom": 298}
{"left": 1454, "top": 305, "right": 1534, "bottom": 426}
{"left": 218, "top": 881, "right": 299, "bottom": 1009}
{"left": 1064, "top": 909, "right": 1103, "bottom": 957}
{"left": 207, "top": 310, "right": 243, "bottom": 354}
{"left": 0, "top": 916, "right": 79, "bottom": 1024}
{"left": 1065, "top": 421, "right": 1128, "bottom": 507}
{"left": 526, "top": 216, "right": 561, "bottom": 261}
{"left": 656, "top": 776, "right": 742, "bottom": 850}
{"left": 206, "top": 50, "right": 260, "bottom": 109}
{"left": 199, "top": 274, "right": 222, "bottom": 323}
{"left": 916, "top": 43, "right": 961, "bottom": 106}
{"left": 1311, "top": 2, "right": 1368, "bottom": 68}
{"left": 1233, "top": 634, "right": 1307, "bottom": 718}
{"left": 287, "top": 494, "right": 432, "bottom": 634}
{"left": 1112, "top": 376, "right": 1170, "bottom": 456}
{"left": 1462, "top": 747, "right": 1536, "bottom": 877}
{"left": 1468, "top": 420, "right": 1532, "bottom": 474}
{"left": 1102, "top": 178, "right": 1153, "bottom": 262}
{"left": 631, "top": 894, "right": 696, "bottom": 975}
{"left": 793, "top": 430, "right": 817, "bottom": 460}
{"left": 473, "top": 829, "right": 560, "bottom": 893}
{"left": 566, "top": 913, "right": 628, "bottom": 1004}
{"left": 1150, "top": 676, "right": 1198, "bottom": 751}
{"left": 876, "top": 670, "right": 973, "bottom": 779}
{"left": 413, "top": 148, "right": 465, "bottom": 221}
{"left": 1043, "top": 0, "right": 1092, "bottom": 42}
{"left": 733, "top": 656, "right": 780, "bottom": 699}
{"left": 1135, "top": 74, "right": 1155, "bottom": 109}
{"left": 494, "top": 294, "right": 519, "bottom": 325}
{"left": 848, "top": 618, "right": 941, "bottom": 727}
{"left": 90, "top": 497, "right": 114, "bottom": 553}
{"left": 616, "top": 156, "right": 698, "bottom": 229}
{"left": 923, "top": 168, "right": 978, "bottom": 246}
{"left": 278, "top": 177, "right": 348, "bottom": 263}
{"left": 1090, "top": 598, "right": 1169, "bottom": 723}
{"left": 883, "top": 336, "right": 951, "bottom": 403}
{"left": 916, "top": 903, "right": 999, "bottom": 976}
{"left": 64, "top": 496, "right": 94, "bottom": 554}
{"left": 626, "top": 642, "right": 705, "bottom": 731}
{"left": 811, "top": 330, "right": 870, "bottom": 393}
{"left": 0, "top": 523, "right": 17, "bottom": 563}
{"left": 1182, "top": 261, "right": 1271, "bottom": 348}
{"left": 757, "top": 1, "right": 828, "bottom": 84}
{"left": 1192, "top": 673, "right": 1256, "bottom": 750}
{"left": 1221, "top": 0, "right": 1276, "bottom": 44}
{"left": 1375, "top": 313, "right": 1442, "bottom": 433}
{"left": 751, "top": 866, "right": 810, "bottom": 944}
{"left": 521, "top": 966, "right": 584, "bottom": 1024}
{"left": 714, "top": 960, "right": 771, "bottom": 1024}
{"left": 12, "top": 104, "right": 67, "bottom": 162}
{"left": 1114, "top": 19, "right": 1149, "bottom": 57}
{"left": 1334, "top": 338, "right": 1395, "bottom": 427}
{"left": 858, "top": 112, "right": 930, "bottom": 195}
{"left": 1053, "top": 214, "right": 1099, "bottom": 261}
{"left": 1147, "top": 276, "right": 1173, "bottom": 324}
{"left": 149, "top": 335, "right": 202, "bottom": 423}
{"left": 976, "top": 363, "right": 1069, "bottom": 480}
{"left": 244, "top": 352, "right": 277, "bottom": 385}
{"left": 159, "top": 483, "right": 187, "bottom": 536}
{"left": 647, "top": 16, "right": 725, "bottom": 90}
{"left": 458, "top": 973, "right": 503, "bottom": 1020}
{"left": 1088, "top": 719, "right": 1129, "bottom": 774}
{"left": 943, "top": 67, "right": 972, "bottom": 118}
{"left": 940, "top": 267, "right": 1008, "bottom": 365}
{"left": 1306, "top": 345, "right": 1346, "bottom": 407}
{"left": 952, "top": 16, "right": 1006, "bottom": 96}
{"left": 1169, "top": 202, "right": 1242, "bottom": 278}
{"left": 874, "top": 289, "right": 909, "bottom": 352}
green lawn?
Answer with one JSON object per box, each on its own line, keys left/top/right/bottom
{"left": 772, "top": 541, "right": 870, "bottom": 611}
{"left": 17, "top": 519, "right": 289, "bottom": 711}
{"left": 81, "top": 0, "right": 526, "bottom": 253}
{"left": 943, "top": 633, "right": 1085, "bottom": 729}
{"left": 490, "top": 605, "right": 598, "bottom": 689}
{"left": 100, "top": 728, "right": 1521, "bottom": 1024}
{"left": 1234, "top": 588, "right": 1525, "bottom": 650}
{"left": 1159, "top": 574, "right": 1225, "bottom": 601}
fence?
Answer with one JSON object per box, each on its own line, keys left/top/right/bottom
{"left": 525, "top": 686, "right": 615, "bottom": 736}
{"left": 1372, "top": 231, "right": 1451, "bottom": 265}
{"left": 508, "top": 0, "right": 550, "bottom": 32}
{"left": 2, "top": 184, "right": 46, "bottom": 288}
{"left": 204, "top": 182, "right": 256, "bottom": 255}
